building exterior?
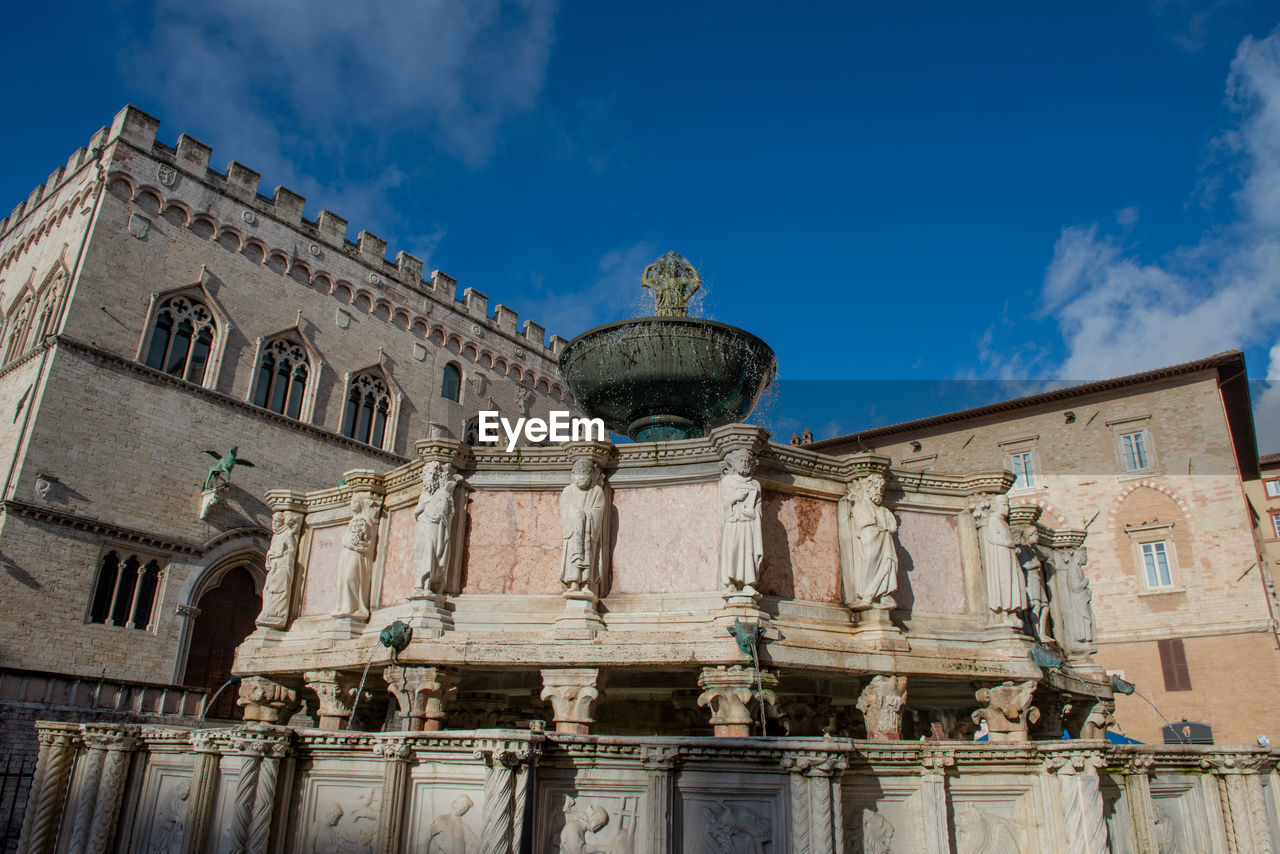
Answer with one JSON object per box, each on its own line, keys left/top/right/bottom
{"left": 1245, "top": 452, "right": 1280, "bottom": 615}
{"left": 0, "top": 106, "right": 569, "bottom": 843}
{"left": 808, "top": 352, "right": 1279, "bottom": 746}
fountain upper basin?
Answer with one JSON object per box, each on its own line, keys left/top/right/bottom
{"left": 559, "top": 316, "right": 777, "bottom": 441}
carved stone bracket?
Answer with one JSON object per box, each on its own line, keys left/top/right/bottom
{"left": 236, "top": 676, "right": 299, "bottom": 724}
{"left": 697, "top": 664, "right": 778, "bottom": 737}
{"left": 972, "top": 680, "right": 1040, "bottom": 743}
{"left": 856, "top": 675, "right": 908, "bottom": 741}
{"left": 383, "top": 665, "right": 459, "bottom": 732}
{"left": 303, "top": 669, "right": 363, "bottom": 730}
{"left": 540, "top": 668, "right": 604, "bottom": 735}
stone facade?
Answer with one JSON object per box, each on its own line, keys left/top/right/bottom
{"left": 0, "top": 105, "right": 570, "bottom": 844}
{"left": 22, "top": 720, "right": 1280, "bottom": 853}
{"left": 810, "top": 353, "right": 1279, "bottom": 746}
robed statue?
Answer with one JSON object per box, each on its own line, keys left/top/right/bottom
{"left": 844, "top": 473, "right": 899, "bottom": 608}
{"left": 718, "top": 449, "right": 763, "bottom": 596}
{"left": 560, "top": 459, "right": 607, "bottom": 594}
{"left": 412, "top": 461, "right": 462, "bottom": 594}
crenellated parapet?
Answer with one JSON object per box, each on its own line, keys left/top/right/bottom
{"left": 1, "top": 105, "right": 570, "bottom": 375}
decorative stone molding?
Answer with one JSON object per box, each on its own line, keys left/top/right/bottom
{"left": 383, "top": 665, "right": 459, "bottom": 732}
{"left": 540, "top": 668, "right": 604, "bottom": 735}
{"left": 856, "top": 675, "right": 908, "bottom": 741}
{"left": 697, "top": 664, "right": 778, "bottom": 737}
{"left": 972, "top": 680, "right": 1040, "bottom": 743}
{"left": 236, "top": 676, "right": 299, "bottom": 724}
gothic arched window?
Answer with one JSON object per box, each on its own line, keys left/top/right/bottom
{"left": 3, "top": 295, "right": 33, "bottom": 363}
{"left": 253, "top": 337, "right": 310, "bottom": 419}
{"left": 145, "top": 295, "right": 216, "bottom": 384}
{"left": 342, "top": 373, "right": 391, "bottom": 448}
{"left": 88, "top": 550, "right": 163, "bottom": 630}
{"left": 441, "top": 362, "right": 462, "bottom": 402}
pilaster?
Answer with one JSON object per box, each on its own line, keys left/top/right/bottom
{"left": 373, "top": 739, "right": 414, "bottom": 854}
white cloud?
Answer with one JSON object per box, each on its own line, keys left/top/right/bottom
{"left": 511, "top": 241, "right": 657, "bottom": 340}
{"left": 121, "top": 0, "right": 557, "bottom": 234}
{"left": 1032, "top": 27, "right": 1280, "bottom": 384}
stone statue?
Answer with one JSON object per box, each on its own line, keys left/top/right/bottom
{"left": 972, "top": 680, "right": 1040, "bottom": 743}
{"left": 257, "top": 510, "right": 302, "bottom": 628}
{"left": 1080, "top": 699, "right": 1115, "bottom": 739}
{"left": 718, "top": 449, "right": 763, "bottom": 596}
{"left": 333, "top": 494, "right": 380, "bottom": 621}
{"left": 148, "top": 779, "right": 189, "bottom": 853}
{"left": 641, "top": 251, "right": 701, "bottom": 317}
{"left": 560, "top": 459, "right": 607, "bottom": 593}
{"left": 426, "top": 794, "right": 479, "bottom": 853}
{"left": 972, "top": 495, "right": 1026, "bottom": 623}
{"left": 412, "top": 462, "right": 462, "bottom": 594}
{"left": 845, "top": 473, "right": 899, "bottom": 608}
{"left": 859, "top": 809, "right": 894, "bottom": 854}
{"left": 1016, "top": 544, "right": 1052, "bottom": 642}
{"left": 703, "top": 802, "right": 769, "bottom": 854}
{"left": 202, "top": 446, "right": 255, "bottom": 490}
{"left": 955, "top": 804, "right": 1023, "bottom": 854}
{"left": 856, "top": 675, "right": 908, "bottom": 740}
{"left": 557, "top": 796, "right": 609, "bottom": 854}
{"left": 312, "top": 803, "right": 345, "bottom": 854}
{"left": 1059, "top": 546, "right": 1097, "bottom": 656}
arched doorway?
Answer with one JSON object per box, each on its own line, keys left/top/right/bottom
{"left": 182, "top": 564, "right": 261, "bottom": 720}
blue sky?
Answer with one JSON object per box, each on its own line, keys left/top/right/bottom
{"left": 4, "top": 2, "right": 1280, "bottom": 449}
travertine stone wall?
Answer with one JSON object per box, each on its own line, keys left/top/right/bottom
{"left": 22, "top": 720, "right": 1280, "bottom": 854}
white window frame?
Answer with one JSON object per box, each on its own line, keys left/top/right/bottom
{"left": 1125, "top": 520, "right": 1181, "bottom": 593}
{"left": 1107, "top": 416, "right": 1159, "bottom": 476}
{"left": 998, "top": 435, "right": 1042, "bottom": 492}
{"left": 1140, "top": 541, "right": 1173, "bottom": 588}
{"left": 1271, "top": 512, "right": 1280, "bottom": 539}
{"left": 1264, "top": 478, "right": 1280, "bottom": 499}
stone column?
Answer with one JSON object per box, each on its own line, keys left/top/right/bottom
{"left": 304, "top": 669, "right": 361, "bottom": 730}
{"left": 384, "top": 665, "right": 459, "bottom": 731}
{"left": 224, "top": 727, "right": 293, "bottom": 854}
{"left": 84, "top": 727, "right": 140, "bottom": 854}
{"left": 181, "top": 731, "right": 223, "bottom": 854}
{"left": 17, "top": 722, "right": 81, "bottom": 854}
{"left": 373, "top": 739, "right": 413, "bottom": 854}
{"left": 919, "top": 751, "right": 954, "bottom": 854}
{"left": 782, "top": 752, "right": 848, "bottom": 854}
{"left": 540, "top": 668, "right": 604, "bottom": 735}
{"left": 1214, "top": 753, "right": 1273, "bottom": 854}
{"left": 1119, "top": 755, "right": 1158, "bottom": 854}
{"left": 697, "top": 665, "right": 778, "bottom": 737}
{"left": 641, "top": 747, "right": 678, "bottom": 852}
{"left": 475, "top": 742, "right": 537, "bottom": 854}
{"left": 65, "top": 734, "right": 107, "bottom": 853}
{"left": 236, "top": 675, "right": 300, "bottom": 724}
{"left": 1045, "top": 750, "right": 1109, "bottom": 854}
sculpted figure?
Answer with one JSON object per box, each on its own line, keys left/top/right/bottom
{"left": 312, "top": 804, "right": 345, "bottom": 854}
{"left": 972, "top": 495, "right": 1026, "bottom": 621}
{"left": 1016, "top": 544, "right": 1052, "bottom": 642}
{"left": 426, "top": 794, "right": 478, "bottom": 854}
{"left": 557, "top": 797, "right": 609, "bottom": 854}
{"left": 703, "top": 802, "right": 769, "bottom": 854}
{"left": 718, "top": 449, "right": 763, "bottom": 595}
{"left": 560, "top": 459, "right": 607, "bottom": 593}
{"left": 257, "top": 510, "right": 302, "bottom": 628}
{"left": 412, "top": 462, "right": 462, "bottom": 594}
{"left": 333, "top": 494, "right": 380, "bottom": 621}
{"left": 1080, "top": 699, "right": 1115, "bottom": 739}
{"left": 1060, "top": 546, "right": 1097, "bottom": 655}
{"left": 149, "top": 780, "right": 189, "bottom": 853}
{"left": 856, "top": 675, "right": 908, "bottom": 740}
{"left": 972, "top": 680, "right": 1040, "bottom": 743}
{"left": 845, "top": 473, "right": 899, "bottom": 608}
{"left": 860, "top": 810, "right": 894, "bottom": 854}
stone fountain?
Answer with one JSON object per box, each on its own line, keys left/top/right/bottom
{"left": 21, "top": 255, "right": 1263, "bottom": 854}
{"left": 559, "top": 251, "right": 776, "bottom": 441}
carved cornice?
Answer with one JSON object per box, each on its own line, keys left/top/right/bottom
{"left": 1, "top": 498, "right": 202, "bottom": 555}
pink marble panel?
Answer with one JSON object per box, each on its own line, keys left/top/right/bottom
{"left": 379, "top": 508, "right": 416, "bottom": 607}
{"left": 610, "top": 483, "right": 718, "bottom": 594}
{"left": 758, "top": 492, "right": 842, "bottom": 603}
{"left": 895, "top": 510, "right": 966, "bottom": 615}
{"left": 300, "top": 525, "right": 346, "bottom": 616}
{"left": 461, "top": 492, "right": 562, "bottom": 595}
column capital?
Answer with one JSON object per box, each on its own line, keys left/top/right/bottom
{"left": 540, "top": 668, "right": 604, "bottom": 735}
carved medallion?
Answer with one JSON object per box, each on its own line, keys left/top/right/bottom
{"left": 157, "top": 164, "right": 177, "bottom": 186}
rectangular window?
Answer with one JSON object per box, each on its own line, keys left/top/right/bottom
{"left": 1157, "top": 638, "right": 1192, "bottom": 692}
{"left": 1141, "top": 541, "right": 1173, "bottom": 588}
{"left": 1272, "top": 514, "right": 1280, "bottom": 538}
{"left": 1010, "top": 451, "right": 1035, "bottom": 489}
{"left": 1121, "top": 431, "right": 1149, "bottom": 471}
{"left": 1266, "top": 479, "right": 1280, "bottom": 498}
